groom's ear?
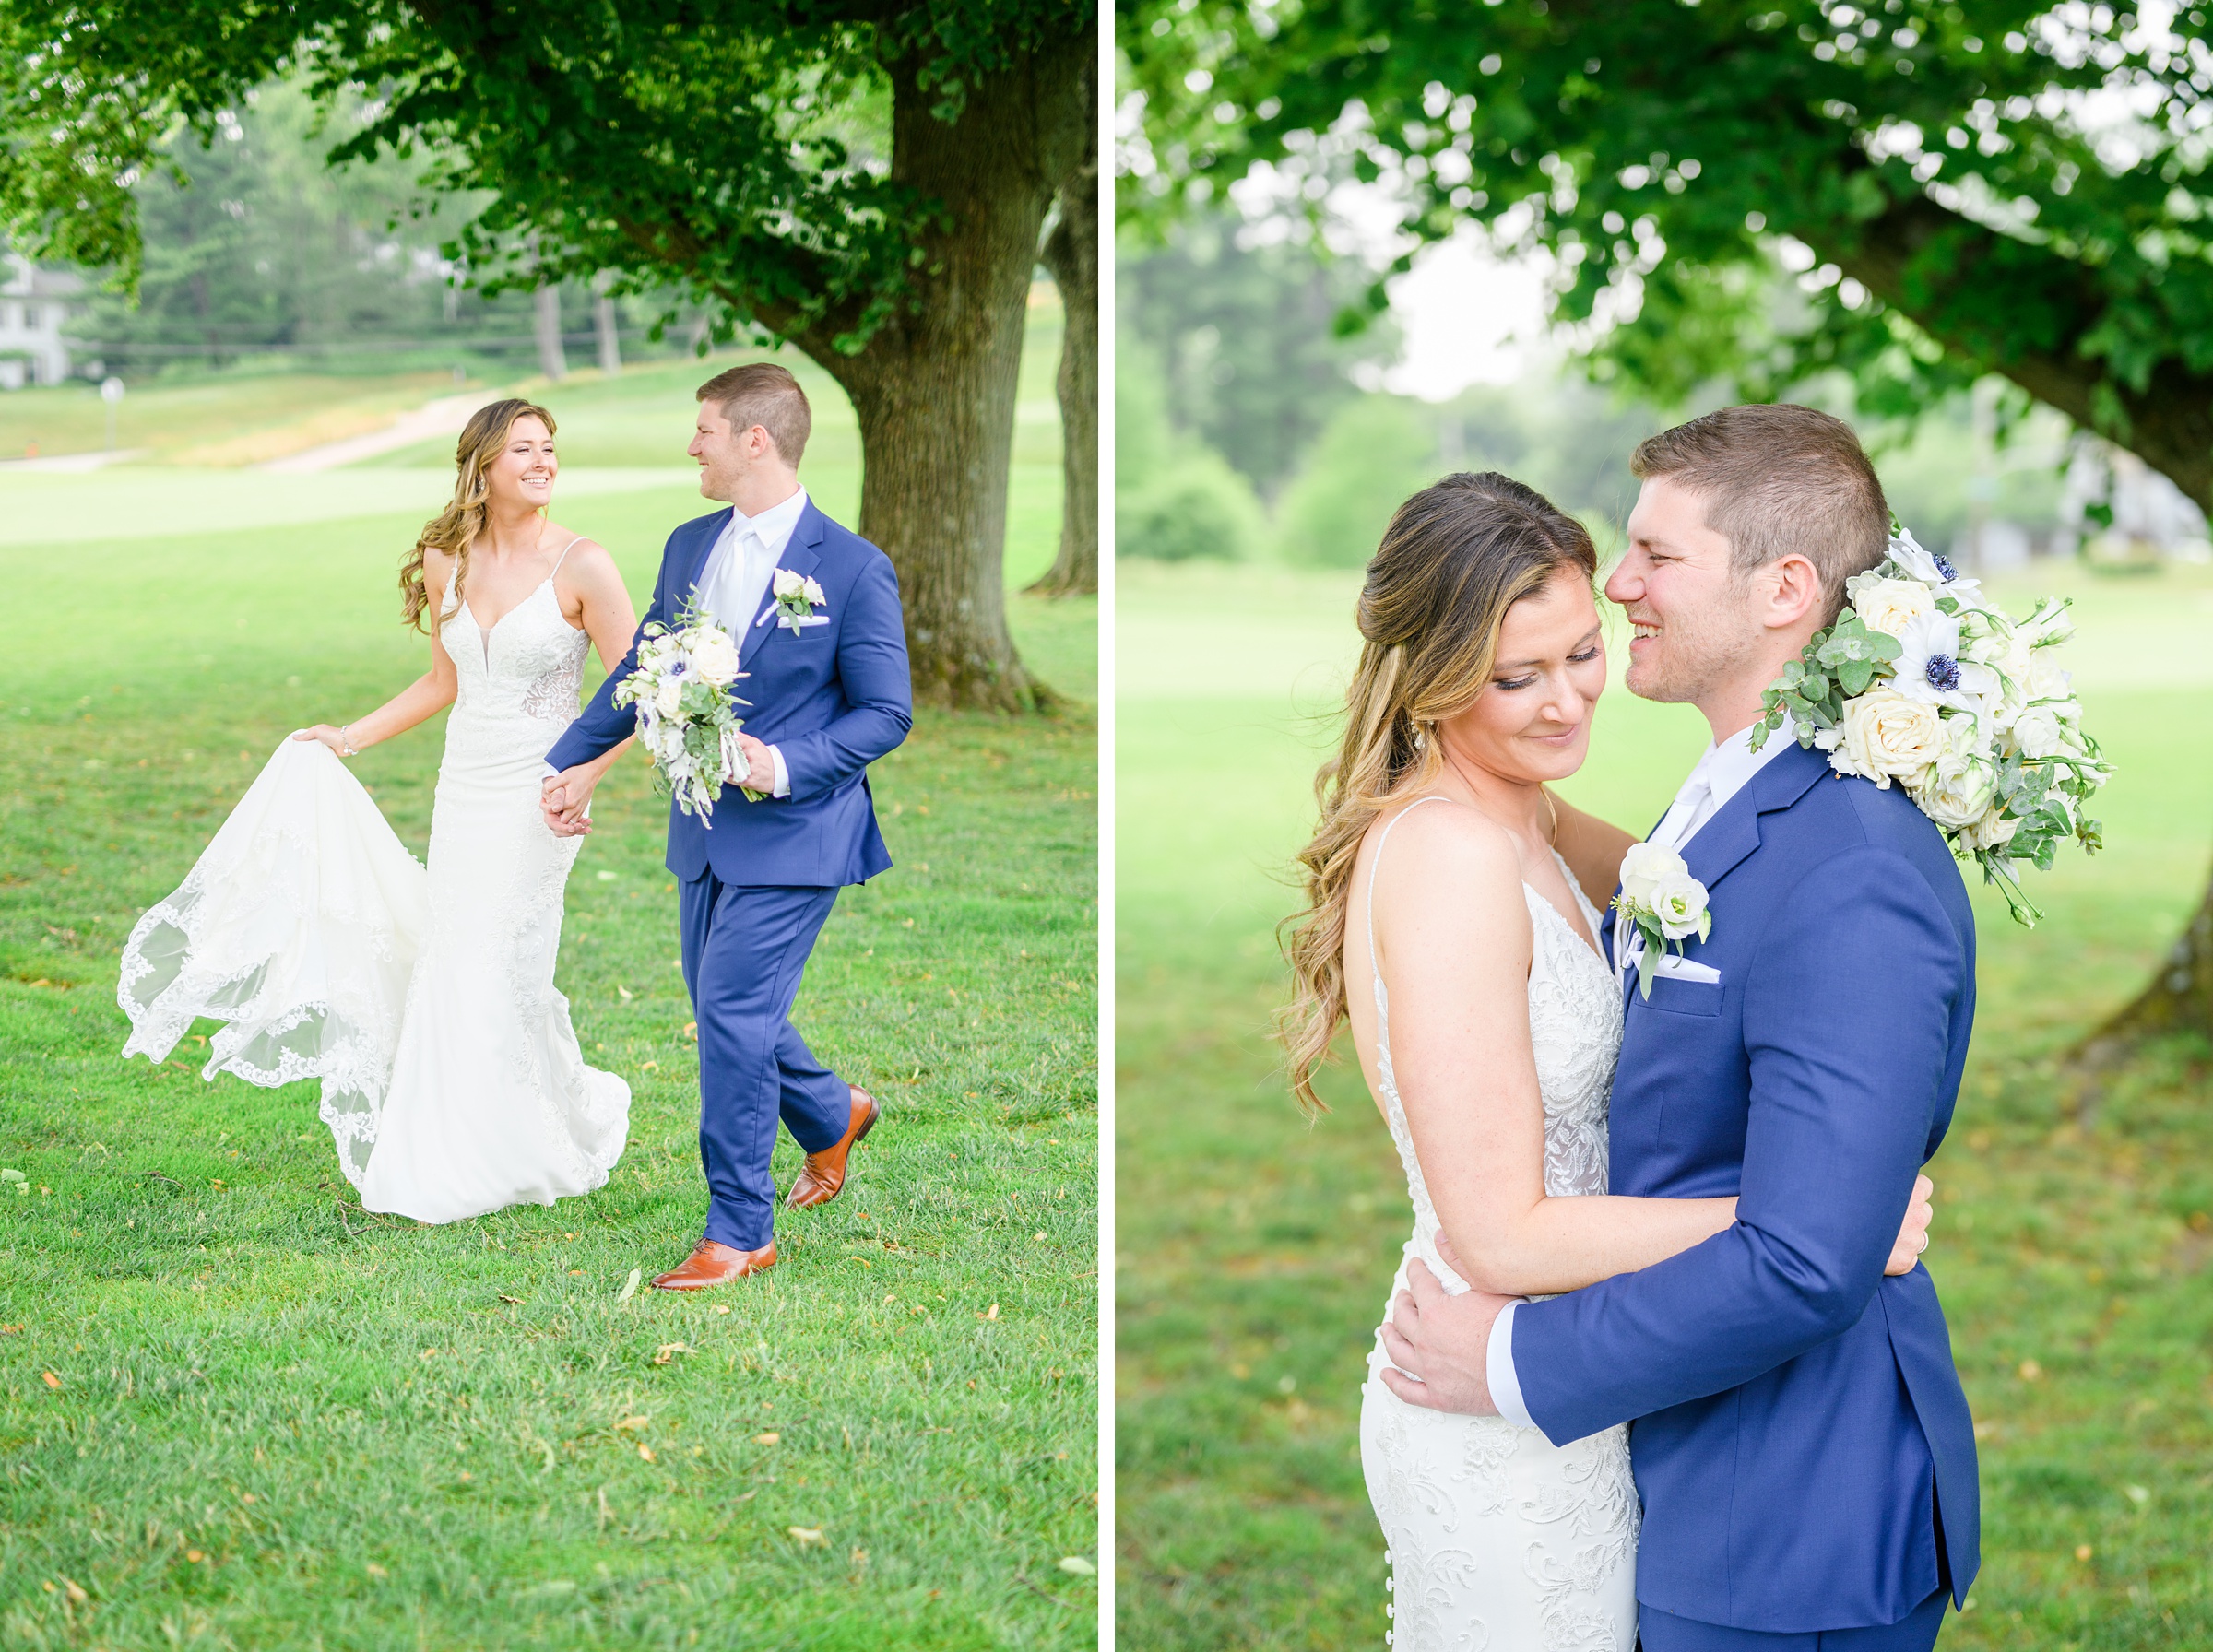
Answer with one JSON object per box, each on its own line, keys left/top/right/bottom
{"left": 1757, "top": 551, "right": 1826, "bottom": 632}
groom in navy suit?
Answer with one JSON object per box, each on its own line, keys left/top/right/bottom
{"left": 1383, "top": 406, "right": 1978, "bottom": 1650}
{"left": 543, "top": 363, "right": 912, "bottom": 1289}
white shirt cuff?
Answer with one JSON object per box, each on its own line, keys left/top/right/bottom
{"left": 769, "top": 744, "right": 790, "bottom": 798}
{"left": 542, "top": 762, "right": 561, "bottom": 779}
{"left": 1487, "top": 1299, "right": 1535, "bottom": 1428}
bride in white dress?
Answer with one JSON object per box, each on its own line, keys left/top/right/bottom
{"left": 119, "top": 397, "right": 636, "bottom": 1221}
{"left": 1278, "top": 474, "right": 1932, "bottom": 1650}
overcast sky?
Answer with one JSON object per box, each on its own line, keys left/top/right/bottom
{"left": 1377, "top": 230, "right": 1559, "bottom": 400}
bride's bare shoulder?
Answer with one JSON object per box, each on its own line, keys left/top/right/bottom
{"left": 1367, "top": 796, "right": 1522, "bottom": 895}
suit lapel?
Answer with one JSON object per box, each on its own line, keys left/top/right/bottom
{"left": 739, "top": 502, "right": 828, "bottom": 669}
{"left": 1618, "top": 739, "right": 1830, "bottom": 1007}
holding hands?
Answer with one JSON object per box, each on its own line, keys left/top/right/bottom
{"left": 542, "top": 766, "right": 598, "bottom": 838}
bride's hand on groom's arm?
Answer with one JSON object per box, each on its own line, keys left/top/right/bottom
{"left": 1378, "top": 1257, "right": 1514, "bottom": 1416}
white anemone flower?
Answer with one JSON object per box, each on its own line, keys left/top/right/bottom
{"left": 1891, "top": 610, "right": 1999, "bottom": 713}
{"left": 1886, "top": 529, "right": 1985, "bottom": 609}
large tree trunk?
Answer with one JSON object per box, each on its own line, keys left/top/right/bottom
{"left": 803, "top": 27, "right": 1090, "bottom": 710}
{"left": 1028, "top": 55, "right": 1099, "bottom": 600}
{"left": 2077, "top": 867, "right": 2213, "bottom": 1068}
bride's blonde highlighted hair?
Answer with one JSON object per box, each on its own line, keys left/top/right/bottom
{"left": 1277, "top": 472, "right": 1598, "bottom": 1115}
{"left": 400, "top": 397, "right": 557, "bottom": 631}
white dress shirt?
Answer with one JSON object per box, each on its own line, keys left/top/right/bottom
{"left": 695, "top": 485, "right": 811, "bottom": 798}
{"left": 1487, "top": 715, "right": 1796, "bottom": 1431}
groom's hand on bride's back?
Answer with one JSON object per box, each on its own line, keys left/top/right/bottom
{"left": 1378, "top": 1256, "right": 1512, "bottom": 1416}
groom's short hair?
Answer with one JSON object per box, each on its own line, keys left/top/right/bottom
{"left": 697, "top": 362, "right": 811, "bottom": 465}
{"left": 1631, "top": 404, "right": 1887, "bottom": 619}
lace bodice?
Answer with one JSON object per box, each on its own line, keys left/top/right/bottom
{"left": 440, "top": 550, "right": 591, "bottom": 755}
{"left": 1366, "top": 795, "right": 1625, "bottom": 1291}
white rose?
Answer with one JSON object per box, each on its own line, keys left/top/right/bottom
{"left": 1617, "top": 840, "right": 1686, "bottom": 908}
{"left": 2025, "top": 660, "right": 2074, "bottom": 708}
{"left": 2009, "top": 706, "right": 2067, "bottom": 761}
{"left": 1832, "top": 688, "right": 1946, "bottom": 787}
{"left": 801, "top": 576, "right": 827, "bottom": 606}
{"left": 655, "top": 678, "right": 684, "bottom": 718}
{"left": 690, "top": 629, "right": 740, "bottom": 687}
{"left": 773, "top": 568, "right": 804, "bottom": 598}
{"left": 1645, "top": 868, "right": 1710, "bottom": 940}
{"left": 1853, "top": 577, "right": 1936, "bottom": 638}
{"left": 1912, "top": 738, "right": 1997, "bottom": 830}
{"left": 1959, "top": 808, "right": 2020, "bottom": 853}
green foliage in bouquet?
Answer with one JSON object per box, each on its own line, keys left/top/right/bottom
{"left": 1748, "top": 532, "right": 2108, "bottom": 927}
{"left": 1751, "top": 611, "right": 1905, "bottom": 739}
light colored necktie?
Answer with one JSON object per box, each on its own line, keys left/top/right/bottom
{"left": 1649, "top": 773, "right": 1714, "bottom": 854}
{"left": 710, "top": 524, "right": 763, "bottom": 631}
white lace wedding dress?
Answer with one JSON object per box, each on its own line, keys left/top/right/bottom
{"left": 118, "top": 553, "right": 630, "bottom": 1221}
{"left": 1359, "top": 796, "right": 1639, "bottom": 1652}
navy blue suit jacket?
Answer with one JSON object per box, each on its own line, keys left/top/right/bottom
{"left": 548, "top": 500, "right": 912, "bottom": 888}
{"left": 1514, "top": 738, "right": 1980, "bottom": 1634}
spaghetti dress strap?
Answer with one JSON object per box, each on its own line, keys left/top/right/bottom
{"left": 549, "top": 535, "right": 586, "bottom": 577}
{"left": 1365, "top": 794, "right": 1453, "bottom": 1009}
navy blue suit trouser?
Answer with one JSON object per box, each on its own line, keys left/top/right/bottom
{"left": 1641, "top": 1587, "right": 1948, "bottom": 1652}
{"left": 678, "top": 871, "right": 852, "bottom": 1251}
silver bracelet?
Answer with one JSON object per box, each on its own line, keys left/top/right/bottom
{"left": 339, "top": 725, "right": 359, "bottom": 758}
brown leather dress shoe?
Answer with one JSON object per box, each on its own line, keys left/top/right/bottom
{"left": 650, "top": 1238, "right": 776, "bottom": 1291}
{"left": 785, "top": 1087, "right": 880, "bottom": 1209}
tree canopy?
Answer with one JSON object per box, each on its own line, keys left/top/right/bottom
{"left": 1124, "top": 1, "right": 2213, "bottom": 509}
{"left": 6, "top": 0, "right": 1093, "bottom": 707}
{"left": 1127, "top": 0, "right": 2213, "bottom": 1043}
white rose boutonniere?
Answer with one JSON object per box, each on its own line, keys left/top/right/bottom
{"left": 771, "top": 568, "right": 831, "bottom": 631}
{"left": 1612, "top": 842, "right": 1712, "bottom": 999}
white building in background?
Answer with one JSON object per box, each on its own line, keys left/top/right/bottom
{"left": 2059, "top": 440, "right": 2213, "bottom": 566}
{"left": 0, "top": 254, "right": 82, "bottom": 389}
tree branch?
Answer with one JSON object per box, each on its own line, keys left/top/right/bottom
{"left": 1790, "top": 178, "right": 2213, "bottom": 512}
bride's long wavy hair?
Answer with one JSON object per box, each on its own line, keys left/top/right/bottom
{"left": 1276, "top": 472, "right": 1599, "bottom": 1115}
{"left": 400, "top": 397, "right": 557, "bottom": 631}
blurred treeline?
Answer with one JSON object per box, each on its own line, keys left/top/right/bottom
{"left": 1118, "top": 210, "right": 2093, "bottom": 571}
{"left": 58, "top": 80, "right": 706, "bottom": 380}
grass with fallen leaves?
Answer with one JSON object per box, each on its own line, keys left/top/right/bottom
{"left": 0, "top": 469, "right": 1097, "bottom": 1647}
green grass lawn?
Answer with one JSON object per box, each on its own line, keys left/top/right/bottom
{"left": 0, "top": 452, "right": 1096, "bottom": 1643}
{"left": 1115, "top": 555, "right": 2213, "bottom": 1651}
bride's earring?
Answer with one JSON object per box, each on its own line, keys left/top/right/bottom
{"left": 1410, "top": 721, "right": 1426, "bottom": 752}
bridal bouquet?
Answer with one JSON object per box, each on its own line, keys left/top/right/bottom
{"left": 612, "top": 596, "right": 759, "bottom": 820}
{"left": 1750, "top": 527, "right": 2110, "bottom": 925}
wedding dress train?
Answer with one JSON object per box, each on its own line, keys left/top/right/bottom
{"left": 119, "top": 557, "right": 629, "bottom": 1220}
{"left": 1358, "top": 796, "right": 1639, "bottom": 1651}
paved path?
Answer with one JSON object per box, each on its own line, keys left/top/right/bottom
{"left": 255, "top": 391, "right": 503, "bottom": 474}
{"left": 0, "top": 448, "right": 147, "bottom": 472}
